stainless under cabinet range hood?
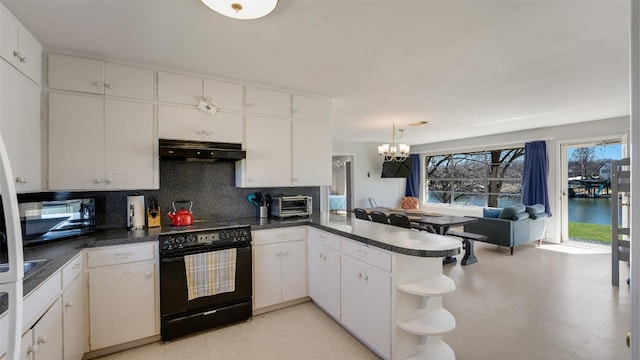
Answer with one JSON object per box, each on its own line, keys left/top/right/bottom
{"left": 159, "top": 139, "right": 246, "bottom": 161}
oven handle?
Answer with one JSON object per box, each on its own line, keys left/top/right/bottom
{"left": 160, "top": 245, "right": 250, "bottom": 262}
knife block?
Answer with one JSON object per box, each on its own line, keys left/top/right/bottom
{"left": 147, "top": 206, "right": 161, "bottom": 228}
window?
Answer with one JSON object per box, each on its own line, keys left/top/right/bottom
{"left": 425, "top": 147, "right": 525, "bottom": 207}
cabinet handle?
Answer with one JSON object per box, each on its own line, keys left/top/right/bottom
{"left": 15, "top": 177, "right": 27, "bottom": 184}
{"left": 204, "top": 131, "right": 213, "bottom": 135}
{"left": 72, "top": 263, "right": 81, "bottom": 269}
{"left": 292, "top": 177, "right": 299, "bottom": 182}
{"left": 145, "top": 272, "right": 153, "bottom": 277}
{"left": 282, "top": 250, "right": 289, "bottom": 255}
{"left": 246, "top": 102, "right": 255, "bottom": 108}
{"left": 196, "top": 130, "right": 204, "bottom": 135}
{"left": 27, "top": 345, "right": 38, "bottom": 354}
{"left": 13, "top": 50, "right": 19, "bottom": 58}
{"left": 94, "top": 81, "right": 103, "bottom": 87}
{"left": 94, "top": 178, "right": 103, "bottom": 184}
{"left": 105, "top": 178, "right": 113, "bottom": 184}
{"left": 65, "top": 301, "right": 73, "bottom": 308}
{"left": 37, "top": 336, "right": 48, "bottom": 344}
{"left": 19, "top": 56, "right": 26, "bottom": 63}
{"left": 363, "top": 274, "right": 368, "bottom": 281}
{"left": 114, "top": 252, "right": 133, "bottom": 259}
{"left": 357, "top": 272, "right": 362, "bottom": 278}
{"left": 104, "top": 83, "right": 113, "bottom": 89}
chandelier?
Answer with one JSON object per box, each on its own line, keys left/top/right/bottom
{"left": 200, "top": 0, "right": 278, "bottom": 20}
{"left": 378, "top": 123, "right": 410, "bottom": 162}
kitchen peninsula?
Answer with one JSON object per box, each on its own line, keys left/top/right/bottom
{"left": 2, "top": 213, "right": 461, "bottom": 360}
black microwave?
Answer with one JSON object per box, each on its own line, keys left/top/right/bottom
{"left": 18, "top": 197, "right": 95, "bottom": 247}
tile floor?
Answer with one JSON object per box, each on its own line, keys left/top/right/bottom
{"left": 99, "top": 241, "right": 631, "bottom": 360}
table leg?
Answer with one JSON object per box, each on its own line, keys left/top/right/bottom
{"left": 461, "top": 239, "right": 477, "bottom": 266}
{"left": 440, "top": 226, "right": 458, "bottom": 264}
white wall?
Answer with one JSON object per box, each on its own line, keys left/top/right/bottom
{"left": 332, "top": 141, "right": 406, "bottom": 209}
{"left": 337, "top": 116, "right": 630, "bottom": 242}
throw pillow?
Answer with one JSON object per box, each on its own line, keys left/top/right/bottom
{"left": 525, "top": 204, "right": 546, "bottom": 216}
{"left": 498, "top": 204, "right": 526, "bottom": 219}
{"left": 530, "top": 213, "right": 548, "bottom": 220}
{"left": 483, "top": 208, "right": 502, "bottom": 218}
{"left": 511, "top": 212, "right": 530, "bottom": 221}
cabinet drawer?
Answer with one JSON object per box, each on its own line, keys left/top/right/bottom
{"left": 308, "top": 228, "right": 341, "bottom": 251}
{"left": 23, "top": 271, "right": 61, "bottom": 332}
{"left": 87, "top": 243, "right": 155, "bottom": 268}
{"left": 341, "top": 239, "right": 391, "bottom": 272}
{"left": 61, "top": 253, "right": 83, "bottom": 291}
{"left": 252, "top": 226, "right": 307, "bottom": 246}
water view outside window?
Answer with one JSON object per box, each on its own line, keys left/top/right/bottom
{"left": 567, "top": 143, "right": 622, "bottom": 244}
{"left": 425, "top": 148, "right": 525, "bottom": 207}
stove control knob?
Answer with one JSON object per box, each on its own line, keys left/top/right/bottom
{"left": 176, "top": 236, "right": 185, "bottom": 244}
{"left": 221, "top": 231, "right": 230, "bottom": 239}
{"left": 186, "top": 234, "right": 196, "bottom": 243}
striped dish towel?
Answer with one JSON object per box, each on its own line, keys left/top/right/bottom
{"left": 184, "top": 248, "right": 237, "bottom": 301}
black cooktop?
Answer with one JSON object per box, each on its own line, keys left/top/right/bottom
{"left": 159, "top": 219, "right": 247, "bottom": 235}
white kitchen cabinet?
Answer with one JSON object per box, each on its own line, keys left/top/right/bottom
{"left": 21, "top": 298, "right": 63, "bottom": 360}
{"left": 252, "top": 227, "right": 307, "bottom": 310}
{"left": 0, "top": 60, "right": 41, "bottom": 192}
{"left": 307, "top": 228, "right": 341, "bottom": 320}
{"left": 245, "top": 86, "right": 290, "bottom": 117}
{"left": 87, "top": 243, "right": 157, "bottom": 351}
{"left": 292, "top": 94, "right": 330, "bottom": 122}
{"left": 49, "top": 93, "right": 156, "bottom": 190}
{"left": 204, "top": 78, "right": 243, "bottom": 111}
{"left": 158, "top": 105, "right": 243, "bottom": 143}
{"left": 62, "top": 265, "right": 84, "bottom": 360}
{"left": 292, "top": 121, "right": 331, "bottom": 186}
{"left": 48, "top": 54, "right": 154, "bottom": 100}
{"left": 236, "top": 115, "right": 291, "bottom": 187}
{"left": 0, "top": 3, "right": 41, "bottom": 84}
{"left": 341, "top": 240, "right": 391, "bottom": 359}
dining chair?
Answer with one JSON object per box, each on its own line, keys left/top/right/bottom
{"left": 353, "top": 208, "right": 370, "bottom": 220}
{"left": 369, "top": 211, "right": 389, "bottom": 224}
{"left": 388, "top": 213, "right": 412, "bottom": 229}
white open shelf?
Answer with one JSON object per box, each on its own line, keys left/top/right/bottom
{"left": 398, "top": 308, "right": 456, "bottom": 336}
{"left": 403, "top": 340, "right": 455, "bottom": 360}
{"left": 398, "top": 274, "right": 455, "bottom": 297}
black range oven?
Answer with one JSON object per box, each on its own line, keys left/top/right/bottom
{"left": 159, "top": 224, "right": 252, "bottom": 341}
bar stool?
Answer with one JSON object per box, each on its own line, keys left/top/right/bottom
{"left": 369, "top": 211, "right": 389, "bottom": 224}
{"left": 353, "top": 208, "right": 370, "bottom": 220}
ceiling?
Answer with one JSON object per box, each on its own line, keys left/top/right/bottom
{"left": 4, "top": 0, "right": 631, "bottom": 146}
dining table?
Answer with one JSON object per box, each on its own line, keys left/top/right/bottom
{"left": 364, "top": 207, "right": 478, "bottom": 264}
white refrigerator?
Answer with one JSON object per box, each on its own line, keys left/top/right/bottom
{"left": 0, "top": 134, "right": 24, "bottom": 360}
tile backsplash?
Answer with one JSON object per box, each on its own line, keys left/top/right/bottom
{"left": 20, "top": 160, "right": 320, "bottom": 229}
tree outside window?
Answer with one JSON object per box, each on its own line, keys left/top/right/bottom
{"left": 425, "top": 148, "right": 525, "bottom": 207}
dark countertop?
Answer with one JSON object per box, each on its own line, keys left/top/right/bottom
{"left": 1, "top": 213, "right": 460, "bottom": 316}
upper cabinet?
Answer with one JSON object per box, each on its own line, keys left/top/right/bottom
{"left": 245, "top": 86, "right": 290, "bottom": 117}
{"left": 158, "top": 105, "right": 243, "bottom": 143}
{"left": 0, "top": 3, "right": 41, "bottom": 84}
{"left": 292, "top": 94, "right": 331, "bottom": 123}
{"left": 48, "top": 54, "right": 154, "bottom": 100}
{"left": 0, "top": 60, "right": 41, "bottom": 193}
{"left": 158, "top": 71, "right": 243, "bottom": 111}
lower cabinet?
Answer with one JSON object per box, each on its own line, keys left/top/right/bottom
{"left": 307, "top": 229, "right": 341, "bottom": 320}
{"left": 21, "top": 298, "right": 63, "bottom": 360}
{"left": 341, "top": 254, "right": 391, "bottom": 359}
{"left": 62, "top": 277, "right": 84, "bottom": 360}
{"left": 87, "top": 243, "right": 157, "bottom": 350}
{"left": 252, "top": 227, "right": 307, "bottom": 310}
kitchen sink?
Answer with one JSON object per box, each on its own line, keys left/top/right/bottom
{"left": 0, "top": 259, "right": 50, "bottom": 279}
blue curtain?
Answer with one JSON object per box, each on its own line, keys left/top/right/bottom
{"left": 405, "top": 154, "right": 420, "bottom": 197}
{"left": 522, "top": 141, "right": 552, "bottom": 216}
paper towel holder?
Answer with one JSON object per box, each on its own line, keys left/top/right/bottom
{"left": 127, "top": 194, "right": 146, "bottom": 230}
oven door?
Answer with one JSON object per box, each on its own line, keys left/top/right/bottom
{"left": 160, "top": 244, "right": 252, "bottom": 317}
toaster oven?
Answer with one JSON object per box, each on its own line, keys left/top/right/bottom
{"left": 271, "top": 196, "right": 312, "bottom": 218}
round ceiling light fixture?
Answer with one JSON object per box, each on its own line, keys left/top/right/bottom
{"left": 201, "top": 0, "right": 278, "bottom": 20}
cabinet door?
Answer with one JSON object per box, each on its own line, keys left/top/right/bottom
{"left": 104, "top": 63, "right": 154, "bottom": 100}
{"left": 0, "top": 61, "right": 41, "bottom": 192}
{"left": 0, "top": 6, "right": 19, "bottom": 68}
{"left": 323, "top": 247, "right": 341, "bottom": 320}
{"left": 308, "top": 241, "right": 323, "bottom": 305}
{"left": 245, "top": 87, "right": 290, "bottom": 117}
{"left": 62, "top": 277, "right": 84, "bottom": 360}
{"left": 292, "top": 122, "right": 331, "bottom": 186}
{"left": 48, "top": 93, "right": 105, "bottom": 190}
{"left": 48, "top": 54, "right": 104, "bottom": 94}
{"left": 158, "top": 105, "right": 204, "bottom": 141}
{"left": 104, "top": 99, "right": 155, "bottom": 189}
{"left": 17, "top": 27, "right": 41, "bottom": 85}
{"left": 158, "top": 72, "right": 202, "bottom": 105}
{"left": 362, "top": 265, "right": 391, "bottom": 359}
{"left": 340, "top": 255, "right": 364, "bottom": 335}
{"left": 281, "top": 240, "right": 306, "bottom": 303}
{"left": 88, "top": 261, "right": 156, "bottom": 350}
{"left": 253, "top": 244, "right": 283, "bottom": 309}
{"left": 242, "top": 116, "right": 291, "bottom": 187}
{"left": 33, "top": 298, "right": 63, "bottom": 360}
{"left": 203, "top": 78, "right": 243, "bottom": 111}
{"left": 292, "top": 94, "right": 330, "bottom": 122}
{"left": 202, "top": 111, "right": 243, "bottom": 143}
